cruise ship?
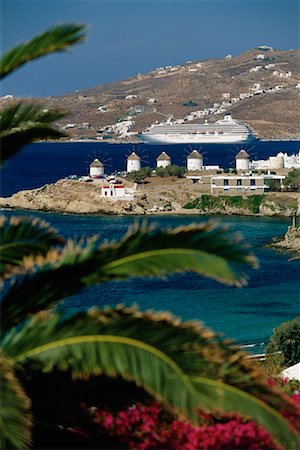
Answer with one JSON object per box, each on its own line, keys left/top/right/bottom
{"left": 138, "top": 115, "right": 257, "bottom": 144}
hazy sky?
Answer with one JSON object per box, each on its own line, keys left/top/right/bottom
{"left": 1, "top": 0, "right": 299, "bottom": 97}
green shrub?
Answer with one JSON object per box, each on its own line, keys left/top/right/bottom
{"left": 127, "top": 167, "right": 152, "bottom": 183}
{"left": 156, "top": 165, "right": 186, "bottom": 178}
{"left": 183, "top": 195, "right": 265, "bottom": 213}
{"left": 265, "top": 317, "right": 300, "bottom": 367}
{"left": 283, "top": 169, "right": 300, "bottom": 190}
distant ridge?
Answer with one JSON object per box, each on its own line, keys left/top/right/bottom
{"left": 5, "top": 47, "right": 299, "bottom": 141}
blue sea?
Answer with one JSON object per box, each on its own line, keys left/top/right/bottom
{"left": 1, "top": 141, "right": 300, "bottom": 352}
{"left": 1, "top": 140, "right": 300, "bottom": 197}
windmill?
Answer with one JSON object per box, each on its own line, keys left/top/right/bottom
{"left": 85, "top": 148, "right": 112, "bottom": 176}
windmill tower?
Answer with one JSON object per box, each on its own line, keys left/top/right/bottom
{"left": 127, "top": 152, "right": 141, "bottom": 173}
{"left": 89, "top": 159, "right": 104, "bottom": 177}
{"left": 235, "top": 150, "right": 250, "bottom": 171}
{"left": 187, "top": 150, "right": 203, "bottom": 171}
{"left": 156, "top": 151, "right": 171, "bottom": 168}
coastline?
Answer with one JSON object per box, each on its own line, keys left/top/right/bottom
{"left": 1, "top": 178, "right": 299, "bottom": 218}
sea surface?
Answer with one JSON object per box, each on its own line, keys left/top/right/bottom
{"left": 1, "top": 141, "right": 300, "bottom": 353}
{"left": 2, "top": 209, "right": 300, "bottom": 353}
{"left": 1, "top": 140, "right": 300, "bottom": 197}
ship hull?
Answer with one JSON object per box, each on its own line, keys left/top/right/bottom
{"left": 137, "top": 133, "right": 256, "bottom": 144}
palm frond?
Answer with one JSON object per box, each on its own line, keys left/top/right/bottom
{"left": 0, "top": 23, "right": 87, "bottom": 79}
{"left": 3, "top": 312, "right": 197, "bottom": 421}
{"left": 3, "top": 310, "right": 298, "bottom": 449}
{"left": 191, "top": 376, "right": 299, "bottom": 450}
{"left": 0, "top": 353, "right": 32, "bottom": 450}
{"left": 0, "top": 103, "right": 66, "bottom": 163}
{"left": 0, "top": 215, "right": 64, "bottom": 278}
{"left": 1, "top": 223, "right": 258, "bottom": 331}
{"left": 3, "top": 307, "right": 298, "bottom": 417}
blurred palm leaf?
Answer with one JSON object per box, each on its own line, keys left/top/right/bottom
{"left": 0, "top": 103, "right": 66, "bottom": 163}
{"left": 3, "top": 310, "right": 298, "bottom": 449}
{"left": 0, "top": 23, "right": 87, "bottom": 79}
{"left": 0, "top": 353, "right": 32, "bottom": 450}
{"left": 191, "top": 376, "right": 299, "bottom": 449}
{"left": 0, "top": 215, "right": 64, "bottom": 278}
{"left": 1, "top": 223, "right": 258, "bottom": 331}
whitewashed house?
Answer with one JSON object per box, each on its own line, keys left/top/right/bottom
{"left": 101, "top": 184, "right": 135, "bottom": 200}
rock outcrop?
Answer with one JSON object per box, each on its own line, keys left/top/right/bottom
{"left": 272, "top": 226, "right": 300, "bottom": 254}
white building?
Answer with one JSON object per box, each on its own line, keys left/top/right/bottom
{"left": 268, "top": 155, "right": 284, "bottom": 170}
{"left": 255, "top": 54, "right": 265, "bottom": 59}
{"left": 127, "top": 152, "right": 141, "bottom": 173}
{"left": 89, "top": 159, "right": 104, "bottom": 177}
{"left": 240, "top": 93, "right": 251, "bottom": 99}
{"left": 250, "top": 151, "right": 300, "bottom": 170}
{"left": 251, "top": 83, "right": 262, "bottom": 90}
{"left": 236, "top": 150, "right": 250, "bottom": 171}
{"left": 187, "top": 150, "right": 203, "bottom": 171}
{"left": 125, "top": 94, "right": 139, "bottom": 99}
{"left": 222, "top": 93, "right": 231, "bottom": 99}
{"left": 250, "top": 66, "right": 262, "bottom": 72}
{"left": 156, "top": 151, "right": 171, "bottom": 168}
{"left": 101, "top": 184, "right": 135, "bottom": 200}
{"left": 211, "top": 174, "right": 285, "bottom": 194}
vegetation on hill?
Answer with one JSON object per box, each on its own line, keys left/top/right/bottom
{"left": 184, "top": 194, "right": 265, "bottom": 214}
{"left": 126, "top": 167, "right": 152, "bottom": 183}
{"left": 283, "top": 169, "right": 300, "bottom": 191}
{"left": 156, "top": 165, "right": 186, "bottom": 178}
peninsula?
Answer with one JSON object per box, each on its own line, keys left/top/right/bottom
{"left": 1, "top": 176, "right": 299, "bottom": 218}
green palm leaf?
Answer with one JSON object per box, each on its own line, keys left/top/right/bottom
{"left": 0, "top": 23, "right": 87, "bottom": 79}
{"left": 0, "top": 353, "right": 32, "bottom": 450}
{"left": 0, "top": 215, "right": 64, "bottom": 278}
{"left": 0, "top": 103, "right": 66, "bottom": 163}
{"left": 3, "top": 311, "right": 298, "bottom": 449}
{"left": 191, "top": 376, "right": 299, "bottom": 449}
{"left": 1, "top": 223, "right": 258, "bottom": 331}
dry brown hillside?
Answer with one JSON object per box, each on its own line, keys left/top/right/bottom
{"left": 3, "top": 47, "right": 299, "bottom": 140}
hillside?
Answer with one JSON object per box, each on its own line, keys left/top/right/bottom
{"left": 3, "top": 47, "right": 300, "bottom": 141}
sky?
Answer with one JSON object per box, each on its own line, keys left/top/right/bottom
{"left": 1, "top": 0, "right": 299, "bottom": 97}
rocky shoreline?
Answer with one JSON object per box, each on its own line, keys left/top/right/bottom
{"left": 0, "top": 178, "right": 299, "bottom": 218}
{"left": 270, "top": 226, "right": 300, "bottom": 255}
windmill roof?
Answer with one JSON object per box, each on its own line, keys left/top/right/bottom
{"left": 236, "top": 150, "right": 249, "bottom": 159}
{"left": 156, "top": 151, "right": 171, "bottom": 161}
{"left": 187, "top": 150, "right": 203, "bottom": 159}
{"left": 90, "top": 159, "right": 103, "bottom": 167}
{"left": 127, "top": 152, "right": 140, "bottom": 160}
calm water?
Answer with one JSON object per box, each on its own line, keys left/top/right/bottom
{"left": 1, "top": 141, "right": 299, "bottom": 352}
{"left": 1, "top": 140, "right": 300, "bottom": 197}
{"left": 2, "top": 209, "right": 300, "bottom": 352}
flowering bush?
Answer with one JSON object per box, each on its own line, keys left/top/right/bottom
{"left": 85, "top": 402, "right": 279, "bottom": 449}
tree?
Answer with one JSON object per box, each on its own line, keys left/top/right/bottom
{"left": 126, "top": 167, "right": 152, "bottom": 183}
{"left": 1, "top": 25, "right": 299, "bottom": 450}
{"left": 265, "top": 317, "right": 300, "bottom": 367}
{"left": 156, "top": 165, "right": 186, "bottom": 178}
{"left": 283, "top": 169, "right": 300, "bottom": 191}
